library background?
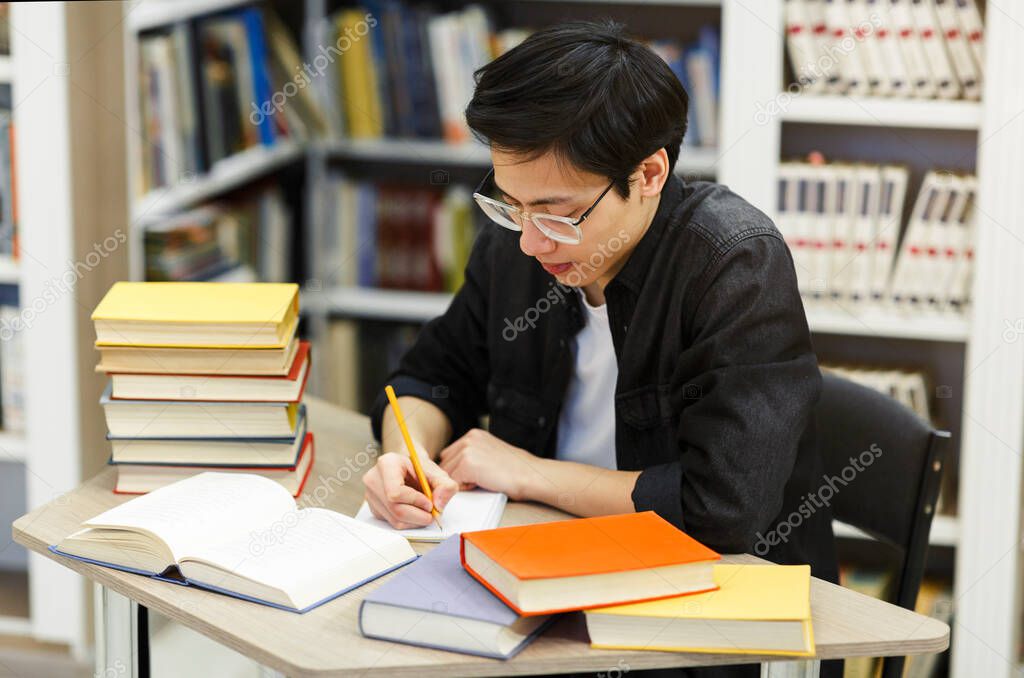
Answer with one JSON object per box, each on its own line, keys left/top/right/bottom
{"left": 0, "top": 0, "right": 1022, "bottom": 676}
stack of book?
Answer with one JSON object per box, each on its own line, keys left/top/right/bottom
{"left": 785, "top": 0, "right": 984, "bottom": 100}
{"left": 91, "top": 282, "right": 312, "bottom": 496}
{"left": 777, "top": 159, "right": 976, "bottom": 314}
{"left": 359, "top": 511, "right": 816, "bottom": 659}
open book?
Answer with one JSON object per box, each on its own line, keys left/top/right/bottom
{"left": 354, "top": 490, "right": 507, "bottom": 542}
{"left": 51, "top": 472, "right": 416, "bottom": 613}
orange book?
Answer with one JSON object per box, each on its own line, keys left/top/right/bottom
{"left": 460, "top": 511, "right": 720, "bottom": 616}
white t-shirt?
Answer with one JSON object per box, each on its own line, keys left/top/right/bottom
{"left": 555, "top": 289, "right": 618, "bottom": 470}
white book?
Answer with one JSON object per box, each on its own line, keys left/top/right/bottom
{"left": 0, "top": 306, "right": 24, "bottom": 432}
{"left": 871, "top": 165, "right": 909, "bottom": 301}
{"left": 786, "top": 0, "right": 826, "bottom": 93}
{"left": 954, "top": 0, "right": 984, "bottom": 75}
{"left": 871, "top": 0, "right": 912, "bottom": 96}
{"left": 890, "top": 171, "right": 943, "bottom": 309}
{"left": 934, "top": 0, "right": 981, "bottom": 99}
{"left": 849, "top": 165, "right": 882, "bottom": 304}
{"left": 819, "top": 164, "right": 844, "bottom": 300}
{"left": 946, "top": 174, "right": 977, "bottom": 311}
{"left": 807, "top": 163, "right": 833, "bottom": 299}
{"left": 824, "top": 0, "right": 871, "bottom": 94}
{"left": 428, "top": 14, "right": 466, "bottom": 143}
{"left": 778, "top": 162, "right": 814, "bottom": 296}
{"left": 910, "top": 0, "right": 961, "bottom": 99}
{"left": 848, "top": 0, "right": 890, "bottom": 95}
{"left": 889, "top": 0, "right": 937, "bottom": 98}
{"left": 826, "top": 163, "right": 858, "bottom": 302}
{"left": 355, "top": 489, "right": 507, "bottom": 542}
{"left": 686, "top": 48, "right": 718, "bottom": 147}
{"left": 805, "top": 0, "right": 844, "bottom": 91}
{"left": 922, "top": 173, "right": 961, "bottom": 311}
{"left": 52, "top": 472, "right": 417, "bottom": 612}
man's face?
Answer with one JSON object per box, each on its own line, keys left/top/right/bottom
{"left": 490, "top": 149, "right": 647, "bottom": 289}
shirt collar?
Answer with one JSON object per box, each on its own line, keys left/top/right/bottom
{"left": 608, "top": 173, "right": 684, "bottom": 294}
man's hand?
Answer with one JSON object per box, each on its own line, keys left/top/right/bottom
{"left": 438, "top": 428, "right": 543, "bottom": 501}
{"left": 362, "top": 451, "right": 459, "bottom": 529}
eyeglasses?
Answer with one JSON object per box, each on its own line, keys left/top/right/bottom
{"left": 471, "top": 168, "right": 616, "bottom": 245}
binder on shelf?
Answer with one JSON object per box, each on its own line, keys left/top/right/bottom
{"left": 909, "top": 0, "right": 960, "bottom": 99}
{"left": 934, "top": 0, "right": 981, "bottom": 100}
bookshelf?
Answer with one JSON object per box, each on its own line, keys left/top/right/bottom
{"left": 118, "top": 1, "right": 1021, "bottom": 676}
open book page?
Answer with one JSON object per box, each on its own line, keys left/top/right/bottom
{"left": 177, "top": 507, "right": 416, "bottom": 610}
{"left": 82, "top": 472, "right": 297, "bottom": 562}
{"left": 355, "top": 490, "right": 507, "bottom": 541}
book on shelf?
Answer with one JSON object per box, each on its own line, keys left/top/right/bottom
{"left": 143, "top": 184, "right": 292, "bottom": 283}
{"left": 822, "top": 362, "right": 932, "bottom": 423}
{"left": 838, "top": 566, "right": 892, "bottom": 678}
{"left": 109, "top": 404, "right": 308, "bottom": 467}
{"left": 777, "top": 158, "right": 976, "bottom": 315}
{"left": 136, "top": 6, "right": 320, "bottom": 195}
{"left": 51, "top": 472, "right": 417, "bottom": 613}
{"left": 322, "top": 176, "right": 479, "bottom": 293}
{"left": 784, "top": 0, "right": 984, "bottom": 100}
{"left": 0, "top": 304, "right": 24, "bottom": 432}
{"left": 325, "top": 2, "right": 720, "bottom": 148}
{"left": 460, "top": 511, "right": 720, "bottom": 616}
{"left": 585, "top": 564, "right": 815, "bottom": 657}
{"left": 91, "top": 281, "right": 299, "bottom": 348}
{"left": 355, "top": 489, "right": 507, "bottom": 542}
{"left": 108, "top": 340, "right": 310, "bottom": 402}
{"left": 359, "top": 535, "right": 554, "bottom": 659}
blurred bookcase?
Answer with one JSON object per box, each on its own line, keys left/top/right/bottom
{"left": 119, "top": 1, "right": 1024, "bottom": 676}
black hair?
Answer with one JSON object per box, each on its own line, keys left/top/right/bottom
{"left": 465, "top": 20, "right": 688, "bottom": 200}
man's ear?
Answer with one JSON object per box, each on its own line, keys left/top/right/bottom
{"left": 637, "top": 147, "right": 671, "bottom": 198}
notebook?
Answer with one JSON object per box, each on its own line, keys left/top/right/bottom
{"left": 354, "top": 489, "right": 507, "bottom": 542}
{"left": 50, "top": 472, "right": 416, "bottom": 613}
{"left": 360, "top": 536, "right": 554, "bottom": 659}
{"left": 91, "top": 282, "right": 299, "bottom": 348}
{"left": 585, "top": 564, "right": 815, "bottom": 657}
{"left": 461, "top": 511, "right": 720, "bottom": 616}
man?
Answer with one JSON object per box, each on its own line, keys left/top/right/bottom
{"left": 364, "top": 20, "right": 839, "bottom": 677}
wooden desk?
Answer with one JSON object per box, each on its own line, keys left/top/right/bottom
{"left": 12, "top": 397, "right": 949, "bottom": 677}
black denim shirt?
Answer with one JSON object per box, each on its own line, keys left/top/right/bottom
{"left": 370, "top": 175, "right": 839, "bottom": 588}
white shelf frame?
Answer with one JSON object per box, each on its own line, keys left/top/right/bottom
{"left": 323, "top": 138, "right": 721, "bottom": 177}
{"left": 781, "top": 95, "right": 983, "bottom": 130}
{"left": 804, "top": 301, "right": 970, "bottom": 342}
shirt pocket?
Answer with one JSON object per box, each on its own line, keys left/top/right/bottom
{"left": 615, "top": 383, "right": 678, "bottom": 466}
{"left": 486, "top": 382, "right": 549, "bottom": 453}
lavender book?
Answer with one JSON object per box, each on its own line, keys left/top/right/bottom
{"left": 359, "top": 536, "right": 554, "bottom": 658}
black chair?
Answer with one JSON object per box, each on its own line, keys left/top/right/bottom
{"left": 813, "top": 371, "right": 950, "bottom": 678}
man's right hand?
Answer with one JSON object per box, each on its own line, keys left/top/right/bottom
{"left": 362, "top": 451, "right": 460, "bottom": 529}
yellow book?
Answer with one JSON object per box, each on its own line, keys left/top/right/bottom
{"left": 92, "top": 282, "right": 299, "bottom": 348}
{"left": 585, "top": 564, "right": 815, "bottom": 657}
{"left": 337, "top": 9, "right": 382, "bottom": 138}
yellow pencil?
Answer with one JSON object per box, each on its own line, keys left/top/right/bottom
{"left": 384, "top": 385, "right": 443, "bottom": 530}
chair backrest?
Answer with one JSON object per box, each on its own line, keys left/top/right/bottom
{"left": 813, "top": 372, "right": 950, "bottom": 678}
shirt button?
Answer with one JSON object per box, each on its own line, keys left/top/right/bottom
{"left": 495, "top": 397, "right": 506, "bottom": 409}
{"left": 622, "top": 324, "right": 629, "bottom": 333}
{"left": 537, "top": 416, "right": 546, "bottom": 426}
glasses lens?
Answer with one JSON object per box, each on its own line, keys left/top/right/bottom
{"left": 533, "top": 215, "right": 581, "bottom": 244}
{"left": 474, "top": 196, "right": 523, "bottom": 231}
